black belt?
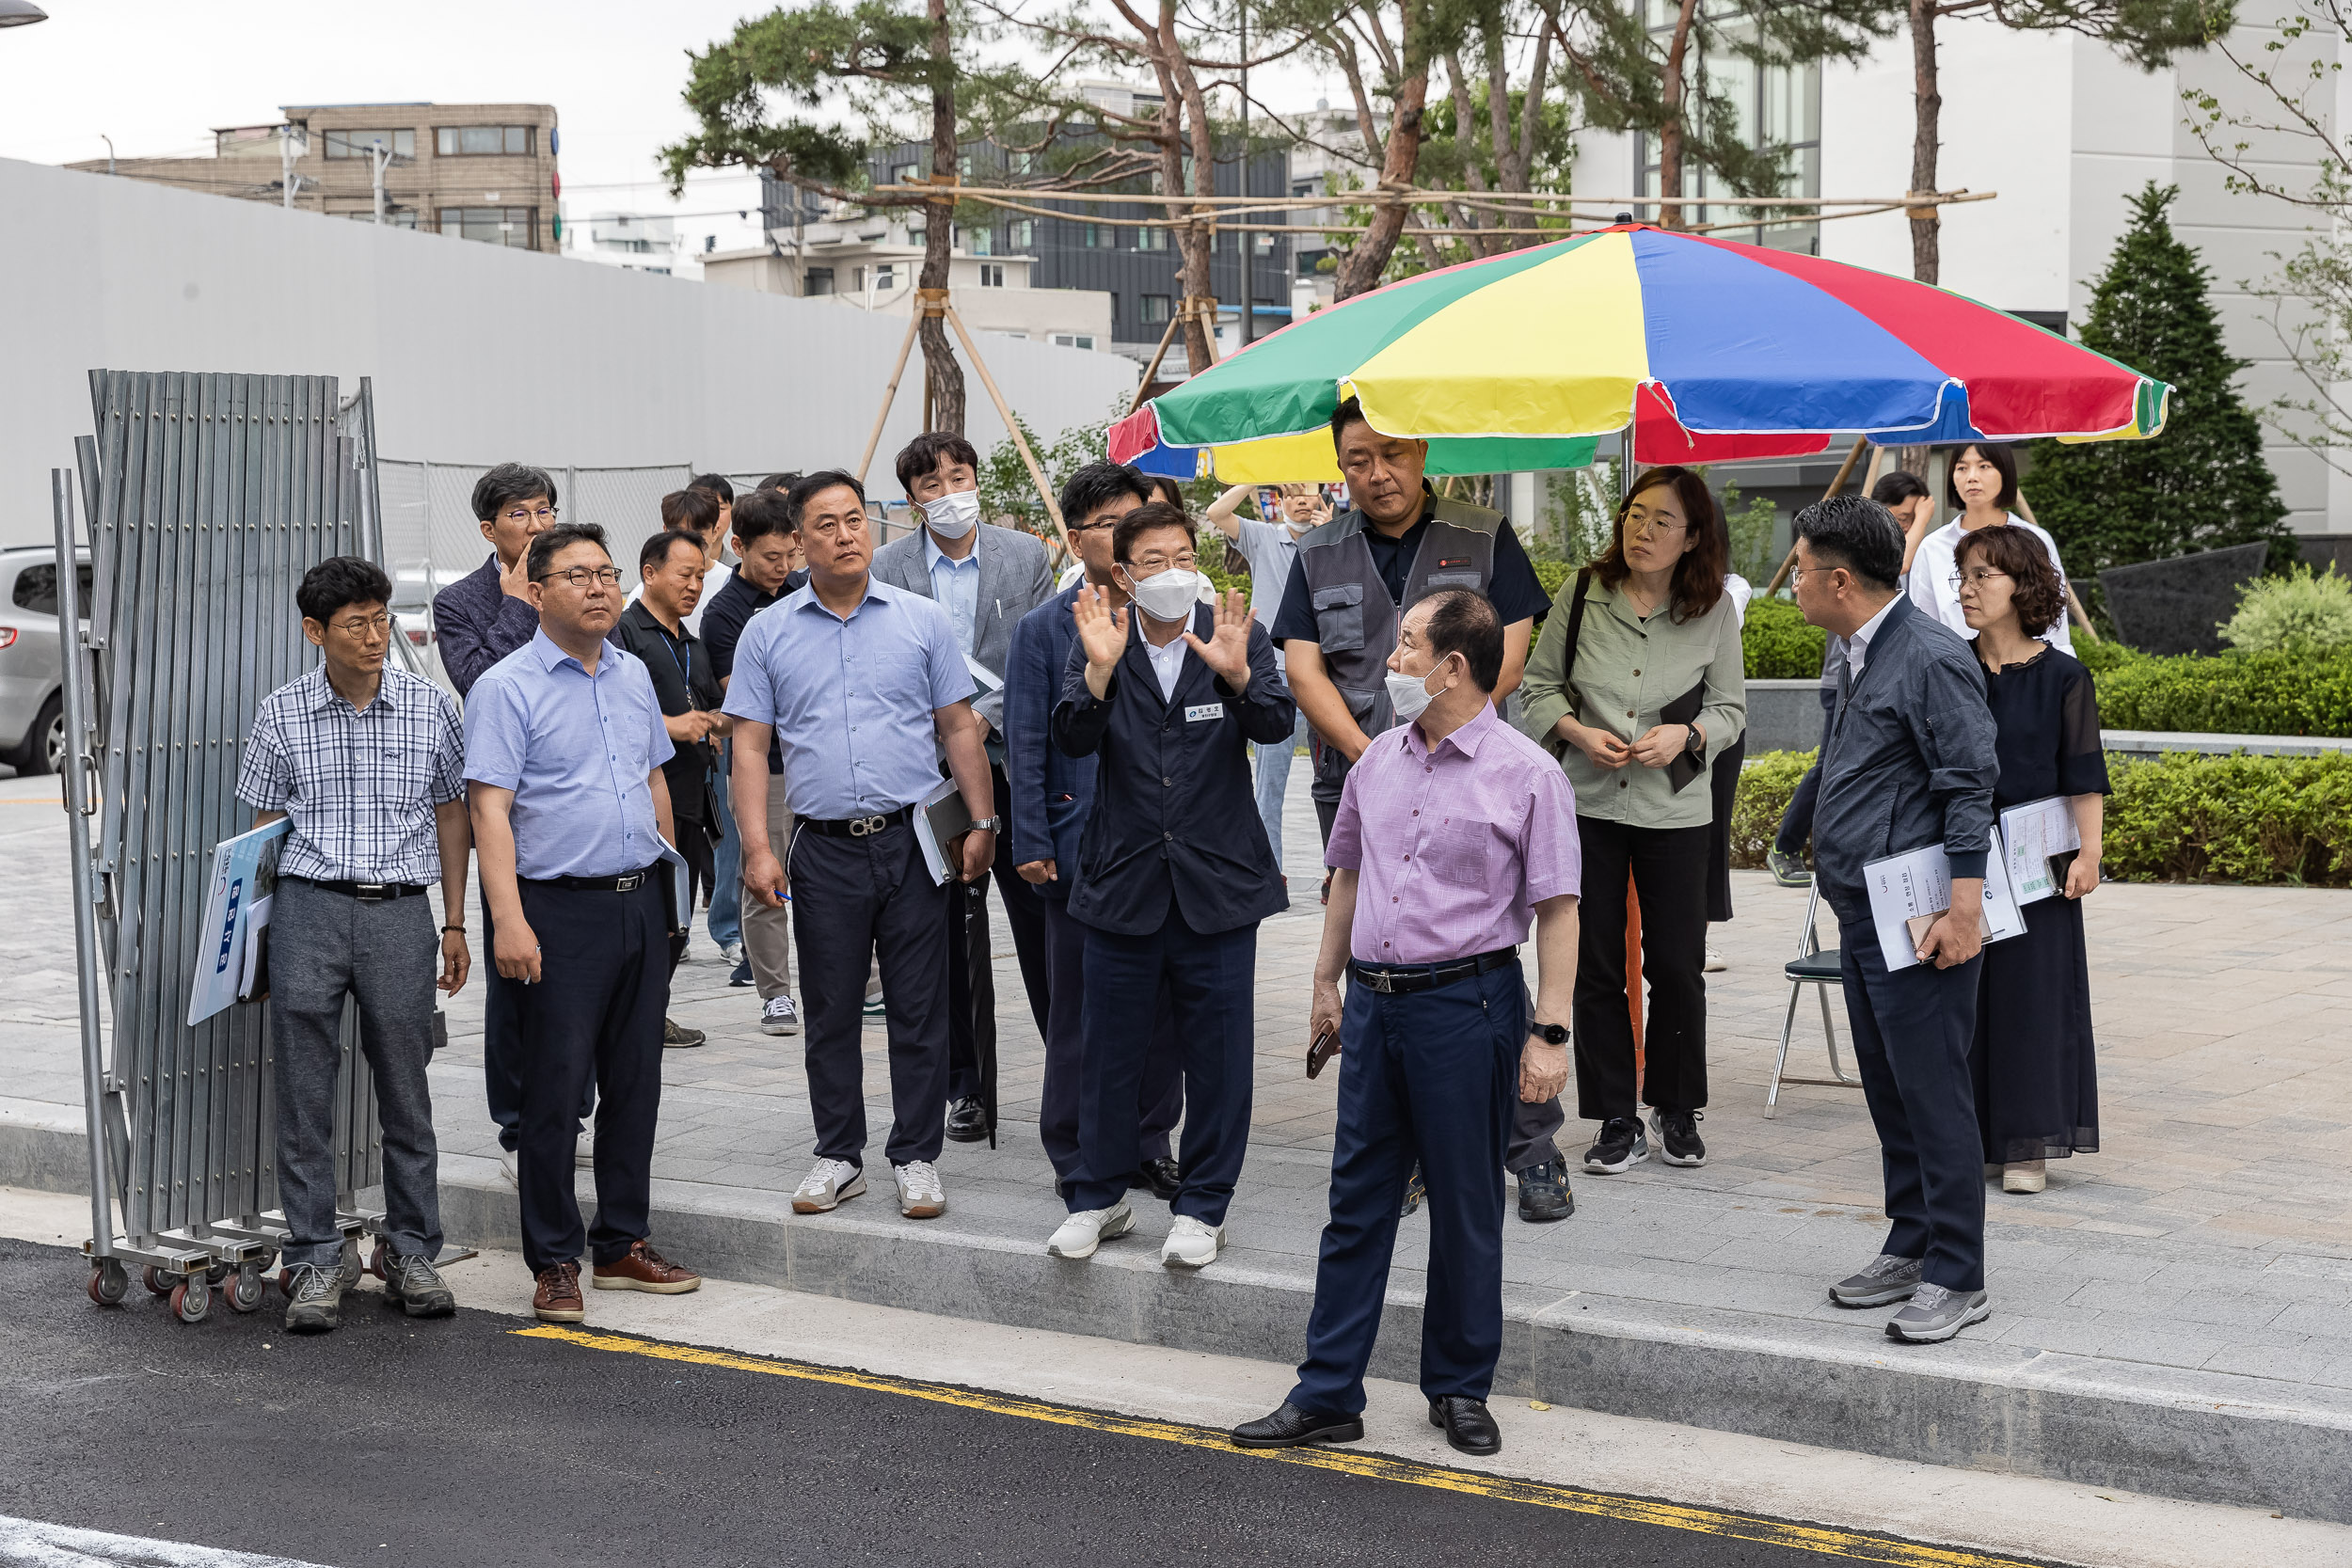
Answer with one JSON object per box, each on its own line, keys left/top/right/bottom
{"left": 800, "top": 805, "right": 915, "bottom": 839}
{"left": 521, "top": 864, "right": 660, "bottom": 894}
{"left": 289, "top": 876, "right": 429, "bottom": 903}
{"left": 1349, "top": 946, "right": 1519, "bottom": 996}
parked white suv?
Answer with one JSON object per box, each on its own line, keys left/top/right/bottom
{"left": 0, "top": 546, "right": 92, "bottom": 776}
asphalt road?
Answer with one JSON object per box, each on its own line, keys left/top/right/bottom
{"left": 0, "top": 1237, "right": 2041, "bottom": 1568}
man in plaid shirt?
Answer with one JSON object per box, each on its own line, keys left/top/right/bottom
{"left": 238, "top": 556, "right": 474, "bottom": 1336}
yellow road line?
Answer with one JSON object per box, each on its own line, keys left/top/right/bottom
{"left": 514, "top": 1323, "right": 2050, "bottom": 1568}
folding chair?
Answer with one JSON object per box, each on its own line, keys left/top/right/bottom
{"left": 1766, "top": 880, "right": 1863, "bottom": 1113}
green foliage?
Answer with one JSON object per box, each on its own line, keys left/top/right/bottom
{"left": 2218, "top": 564, "right": 2352, "bottom": 653}
{"left": 2026, "top": 184, "right": 2292, "bottom": 582}
{"left": 1727, "top": 748, "right": 1817, "bottom": 871}
{"left": 2071, "top": 637, "right": 2137, "bottom": 677}
{"left": 1730, "top": 748, "right": 2352, "bottom": 886}
{"left": 1532, "top": 559, "right": 1572, "bottom": 605}
{"left": 1720, "top": 481, "right": 1779, "bottom": 586}
{"left": 1741, "top": 597, "right": 1828, "bottom": 680}
{"left": 977, "top": 412, "right": 1110, "bottom": 543}
{"left": 2092, "top": 647, "right": 2352, "bottom": 736}
{"left": 2104, "top": 752, "right": 2352, "bottom": 885}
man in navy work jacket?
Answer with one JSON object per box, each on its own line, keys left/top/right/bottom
{"left": 1004, "top": 462, "right": 1183, "bottom": 1201}
{"left": 1789, "top": 495, "right": 2000, "bottom": 1346}
{"left": 1045, "top": 500, "right": 1295, "bottom": 1271}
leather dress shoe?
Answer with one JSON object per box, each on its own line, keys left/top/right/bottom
{"left": 1230, "top": 1402, "right": 1365, "bottom": 1449}
{"left": 944, "top": 1097, "right": 989, "bottom": 1143}
{"left": 1139, "top": 1156, "right": 1182, "bottom": 1202}
{"left": 592, "top": 1240, "right": 701, "bottom": 1294}
{"left": 1428, "top": 1396, "right": 1502, "bottom": 1456}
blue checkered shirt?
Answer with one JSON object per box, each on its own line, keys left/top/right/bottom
{"left": 235, "top": 665, "right": 466, "bottom": 884}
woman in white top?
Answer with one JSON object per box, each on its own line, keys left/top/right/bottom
{"left": 1906, "top": 443, "right": 2074, "bottom": 656}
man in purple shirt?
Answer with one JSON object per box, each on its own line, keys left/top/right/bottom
{"left": 1232, "top": 589, "right": 1581, "bottom": 1461}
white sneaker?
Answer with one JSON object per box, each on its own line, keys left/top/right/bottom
{"left": 1047, "top": 1203, "right": 1135, "bottom": 1259}
{"left": 721, "top": 941, "right": 746, "bottom": 967}
{"left": 1703, "top": 946, "right": 1727, "bottom": 973}
{"left": 791, "top": 1157, "right": 866, "bottom": 1213}
{"left": 1161, "top": 1214, "right": 1225, "bottom": 1270}
{"left": 761, "top": 995, "right": 802, "bottom": 1037}
{"left": 894, "top": 1160, "right": 946, "bottom": 1219}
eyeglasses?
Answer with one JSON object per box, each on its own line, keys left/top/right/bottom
{"left": 1067, "top": 520, "right": 1119, "bottom": 534}
{"left": 327, "top": 612, "right": 392, "bottom": 637}
{"left": 1948, "top": 567, "right": 2010, "bottom": 590}
{"left": 537, "top": 565, "right": 624, "bottom": 589}
{"left": 1625, "top": 514, "right": 1689, "bottom": 540}
{"left": 1129, "top": 553, "right": 1198, "bottom": 573}
{"left": 502, "top": 504, "right": 559, "bottom": 525}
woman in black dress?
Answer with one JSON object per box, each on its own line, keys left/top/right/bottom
{"left": 1954, "top": 524, "right": 2107, "bottom": 1194}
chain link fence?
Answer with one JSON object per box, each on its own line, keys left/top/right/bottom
{"left": 376, "top": 459, "right": 694, "bottom": 603}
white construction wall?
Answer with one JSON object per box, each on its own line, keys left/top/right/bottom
{"left": 0, "top": 156, "right": 1139, "bottom": 549}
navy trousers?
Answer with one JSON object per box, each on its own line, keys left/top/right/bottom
{"left": 1040, "top": 897, "right": 1183, "bottom": 1180}
{"left": 510, "top": 877, "right": 670, "bottom": 1273}
{"left": 1067, "top": 911, "right": 1256, "bottom": 1222}
{"left": 1290, "top": 963, "right": 1523, "bottom": 1416}
{"left": 482, "top": 900, "right": 592, "bottom": 1153}
{"left": 1836, "top": 913, "right": 1987, "bottom": 1292}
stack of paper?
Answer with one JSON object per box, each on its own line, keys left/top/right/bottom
{"left": 1861, "top": 839, "right": 2026, "bottom": 972}
{"left": 1999, "top": 796, "right": 2083, "bottom": 905}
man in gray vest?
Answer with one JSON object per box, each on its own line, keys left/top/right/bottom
{"left": 1270, "top": 396, "right": 1569, "bottom": 1222}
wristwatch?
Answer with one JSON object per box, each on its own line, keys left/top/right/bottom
{"left": 967, "top": 816, "right": 1002, "bottom": 833}
{"left": 1532, "top": 1022, "right": 1570, "bottom": 1046}
{"left": 1682, "top": 723, "right": 1707, "bottom": 758}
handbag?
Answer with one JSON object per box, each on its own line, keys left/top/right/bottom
{"left": 1548, "top": 566, "right": 1707, "bottom": 793}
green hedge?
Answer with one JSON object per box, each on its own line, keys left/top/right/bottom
{"left": 1743, "top": 596, "right": 1828, "bottom": 679}
{"left": 2089, "top": 647, "right": 2352, "bottom": 736}
{"left": 1733, "top": 748, "right": 2352, "bottom": 886}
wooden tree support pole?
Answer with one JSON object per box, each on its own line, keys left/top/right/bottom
{"left": 1127, "top": 313, "right": 1184, "bottom": 417}
{"left": 943, "top": 302, "right": 1072, "bottom": 558}
{"left": 1767, "top": 434, "right": 1873, "bottom": 594}
{"left": 856, "top": 310, "right": 925, "bottom": 486}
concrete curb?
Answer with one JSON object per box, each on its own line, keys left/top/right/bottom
{"left": 11, "top": 1110, "right": 2350, "bottom": 1524}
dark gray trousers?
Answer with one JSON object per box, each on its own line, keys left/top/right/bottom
{"left": 788, "top": 819, "right": 952, "bottom": 1170}
{"left": 270, "top": 877, "right": 443, "bottom": 1269}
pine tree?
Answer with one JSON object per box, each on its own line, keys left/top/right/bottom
{"left": 2026, "top": 183, "right": 2291, "bottom": 581}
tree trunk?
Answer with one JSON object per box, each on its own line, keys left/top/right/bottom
{"left": 1657, "top": 0, "right": 1701, "bottom": 230}
{"left": 1335, "top": 6, "right": 1429, "bottom": 300}
{"left": 920, "top": 0, "right": 966, "bottom": 433}
{"left": 1908, "top": 0, "right": 1940, "bottom": 284}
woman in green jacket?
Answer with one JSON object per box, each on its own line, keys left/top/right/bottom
{"left": 1518, "top": 467, "right": 1747, "bottom": 1175}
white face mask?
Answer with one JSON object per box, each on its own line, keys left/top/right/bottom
{"left": 1386, "top": 656, "right": 1454, "bottom": 723}
{"left": 922, "top": 488, "right": 980, "bottom": 540}
{"left": 1124, "top": 566, "right": 1202, "bottom": 624}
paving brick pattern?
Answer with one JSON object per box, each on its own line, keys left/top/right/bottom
{"left": 6, "top": 766, "right": 2350, "bottom": 1395}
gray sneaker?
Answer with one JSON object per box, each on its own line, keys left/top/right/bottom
{"left": 1767, "top": 847, "right": 1813, "bottom": 887}
{"left": 1885, "top": 1282, "right": 1992, "bottom": 1343}
{"left": 1828, "top": 1252, "right": 1923, "bottom": 1308}
{"left": 281, "top": 1262, "right": 344, "bottom": 1334}
{"left": 381, "top": 1250, "right": 456, "bottom": 1318}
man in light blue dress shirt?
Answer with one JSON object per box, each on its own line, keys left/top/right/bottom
{"left": 725, "top": 470, "right": 1000, "bottom": 1222}
{"left": 465, "top": 523, "right": 705, "bottom": 1324}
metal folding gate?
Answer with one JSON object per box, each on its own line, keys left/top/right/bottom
{"left": 59, "top": 371, "right": 392, "bottom": 1323}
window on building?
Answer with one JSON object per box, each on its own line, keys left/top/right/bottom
{"left": 890, "top": 161, "right": 921, "bottom": 183}
{"left": 1084, "top": 224, "right": 1112, "bottom": 247}
{"left": 850, "top": 265, "right": 866, "bottom": 292}
{"left": 958, "top": 153, "right": 975, "bottom": 178}
{"left": 873, "top": 263, "right": 898, "bottom": 290}
{"left": 1254, "top": 231, "right": 1276, "bottom": 254}
{"left": 805, "top": 267, "right": 835, "bottom": 295}
{"left": 1006, "top": 219, "right": 1034, "bottom": 249}
{"left": 345, "top": 209, "right": 420, "bottom": 230}
{"left": 323, "top": 129, "right": 414, "bottom": 160}
{"left": 978, "top": 263, "right": 1006, "bottom": 287}
{"left": 435, "top": 125, "right": 532, "bottom": 157}
{"left": 1136, "top": 227, "right": 1168, "bottom": 251}
{"left": 1634, "top": 20, "right": 1820, "bottom": 253}
{"left": 965, "top": 227, "right": 993, "bottom": 256}
{"left": 1050, "top": 333, "right": 1097, "bottom": 350}
{"left": 1292, "top": 178, "right": 1318, "bottom": 198}
{"left": 437, "top": 206, "right": 538, "bottom": 249}
{"left": 1139, "top": 293, "right": 1172, "bottom": 325}
{"left": 1007, "top": 149, "right": 1035, "bottom": 176}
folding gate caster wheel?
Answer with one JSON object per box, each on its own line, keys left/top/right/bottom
{"left": 223, "top": 1262, "right": 265, "bottom": 1314}
{"left": 142, "top": 1264, "right": 172, "bottom": 1298}
{"left": 205, "top": 1260, "right": 230, "bottom": 1286}
{"left": 338, "top": 1237, "right": 364, "bottom": 1289}
{"left": 367, "top": 1239, "right": 390, "bottom": 1281}
{"left": 87, "top": 1260, "right": 130, "bottom": 1307}
{"left": 169, "top": 1274, "right": 211, "bottom": 1323}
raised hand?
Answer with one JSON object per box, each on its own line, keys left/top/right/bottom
{"left": 1073, "top": 582, "right": 1130, "bottom": 673}
{"left": 1183, "top": 588, "right": 1254, "bottom": 690}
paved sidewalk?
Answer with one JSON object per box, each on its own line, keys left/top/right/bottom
{"left": 7, "top": 765, "right": 2352, "bottom": 1516}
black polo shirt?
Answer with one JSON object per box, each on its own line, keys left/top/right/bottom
{"left": 699, "top": 567, "right": 790, "bottom": 777}
{"left": 609, "top": 601, "right": 724, "bottom": 822}
{"left": 1271, "top": 493, "right": 1548, "bottom": 645}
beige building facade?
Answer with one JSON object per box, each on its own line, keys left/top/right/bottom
{"left": 68, "top": 102, "right": 560, "bottom": 253}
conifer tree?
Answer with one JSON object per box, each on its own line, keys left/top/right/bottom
{"left": 2027, "top": 182, "right": 2291, "bottom": 578}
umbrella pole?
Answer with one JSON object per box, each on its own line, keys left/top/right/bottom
{"left": 1766, "top": 434, "right": 1871, "bottom": 593}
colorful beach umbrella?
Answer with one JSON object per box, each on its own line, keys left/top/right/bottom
{"left": 1108, "top": 224, "right": 2171, "bottom": 483}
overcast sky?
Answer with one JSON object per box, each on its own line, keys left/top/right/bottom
{"left": 0, "top": 1, "right": 1337, "bottom": 205}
